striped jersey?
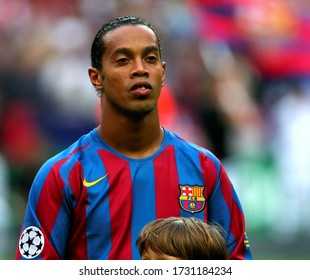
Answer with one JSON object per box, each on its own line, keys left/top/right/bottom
{"left": 16, "top": 128, "right": 252, "bottom": 260}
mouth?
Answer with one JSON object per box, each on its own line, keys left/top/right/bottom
{"left": 130, "top": 81, "right": 152, "bottom": 96}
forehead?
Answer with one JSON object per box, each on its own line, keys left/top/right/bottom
{"left": 103, "top": 25, "right": 159, "bottom": 54}
{"left": 142, "top": 248, "right": 181, "bottom": 260}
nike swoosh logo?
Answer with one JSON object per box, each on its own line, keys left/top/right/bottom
{"left": 83, "top": 174, "right": 108, "bottom": 187}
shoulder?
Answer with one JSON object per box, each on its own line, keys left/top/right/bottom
{"left": 164, "top": 128, "right": 223, "bottom": 176}
{"left": 35, "top": 129, "right": 99, "bottom": 179}
{"left": 165, "top": 129, "right": 219, "bottom": 159}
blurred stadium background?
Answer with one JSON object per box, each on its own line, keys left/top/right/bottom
{"left": 1, "top": 0, "right": 310, "bottom": 259}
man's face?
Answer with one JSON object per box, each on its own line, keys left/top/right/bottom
{"left": 99, "top": 24, "right": 166, "bottom": 117}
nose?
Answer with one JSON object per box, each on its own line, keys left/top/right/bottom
{"left": 131, "top": 59, "right": 149, "bottom": 78}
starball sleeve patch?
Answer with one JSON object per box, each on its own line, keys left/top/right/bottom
{"left": 19, "top": 226, "right": 44, "bottom": 259}
{"left": 179, "top": 185, "right": 206, "bottom": 213}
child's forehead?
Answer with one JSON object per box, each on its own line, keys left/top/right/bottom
{"left": 142, "top": 247, "right": 181, "bottom": 260}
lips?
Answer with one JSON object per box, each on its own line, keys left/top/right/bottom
{"left": 130, "top": 81, "right": 152, "bottom": 96}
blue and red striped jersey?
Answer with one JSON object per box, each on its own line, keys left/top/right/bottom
{"left": 16, "top": 128, "right": 252, "bottom": 260}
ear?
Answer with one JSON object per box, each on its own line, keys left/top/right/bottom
{"left": 88, "top": 67, "right": 104, "bottom": 91}
{"left": 161, "top": 61, "right": 166, "bottom": 87}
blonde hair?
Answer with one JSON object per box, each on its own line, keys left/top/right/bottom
{"left": 136, "top": 217, "right": 228, "bottom": 260}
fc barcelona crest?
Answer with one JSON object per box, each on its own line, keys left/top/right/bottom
{"left": 179, "top": 185, "right": 206, "bottom": 214}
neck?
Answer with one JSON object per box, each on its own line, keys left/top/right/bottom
{"left": 97, "top": 110, "right": 164, "bottom": 158}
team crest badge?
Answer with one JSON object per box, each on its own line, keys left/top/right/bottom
{"left": 179, "top": 185, "right": 206, "bottom": 213}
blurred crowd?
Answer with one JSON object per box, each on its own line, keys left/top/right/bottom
{"left": 1, "top": 0, "right": 310, "bottom": 259}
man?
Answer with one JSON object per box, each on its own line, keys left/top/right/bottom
{"left": 16, "top": 16, "right": 252, "bottom": 260}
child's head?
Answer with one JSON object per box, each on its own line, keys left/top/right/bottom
{"left": 136, "top": 217, "right": 229, "bottom": 260}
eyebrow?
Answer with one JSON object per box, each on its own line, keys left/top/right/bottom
{"left": 112, "top": 45, "right": 160, "bottom": 58}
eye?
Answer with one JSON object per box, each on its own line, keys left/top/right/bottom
{"left": 145, "top": 55, "right": 158, "bottom": 63}
{"left": 116, "top": 57, "right": 129, "bottom": 64}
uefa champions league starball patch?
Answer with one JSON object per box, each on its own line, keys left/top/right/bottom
{"left": 19, "top": 226, "right": 44, "bottom": 259}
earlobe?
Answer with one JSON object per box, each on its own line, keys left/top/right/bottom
{"left": 88, "top": 67, "right": 103, "bottom": 91}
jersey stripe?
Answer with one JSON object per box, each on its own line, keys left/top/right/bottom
{"left": 199, "top": 152, "right": 219, "bottom": 221}
{"left": 130, "top": 160, "right": 156, "bottom": 259}
{"left": 153, "top": 145, "right": 180, "bottom": 218}
{"left": 36, "top": 158, "right": 67, "bottom": 259}
{"left": 174, "top": 143, "right": 205, "bottom": 218}
{"left": 219, "top": 164, "right": 246, "bottom": 259}
{"left": 67, "top": 161, "right": 88, "bottom": 259}
{"left": 82, "top": 147, "right": 110, "bottom": 259}
{"left": 98, "top": 150, "right": 133, "bottom": 260}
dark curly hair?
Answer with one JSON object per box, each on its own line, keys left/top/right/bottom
{"left": 90, "top": 15, "right": 162, "bottom": 71}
